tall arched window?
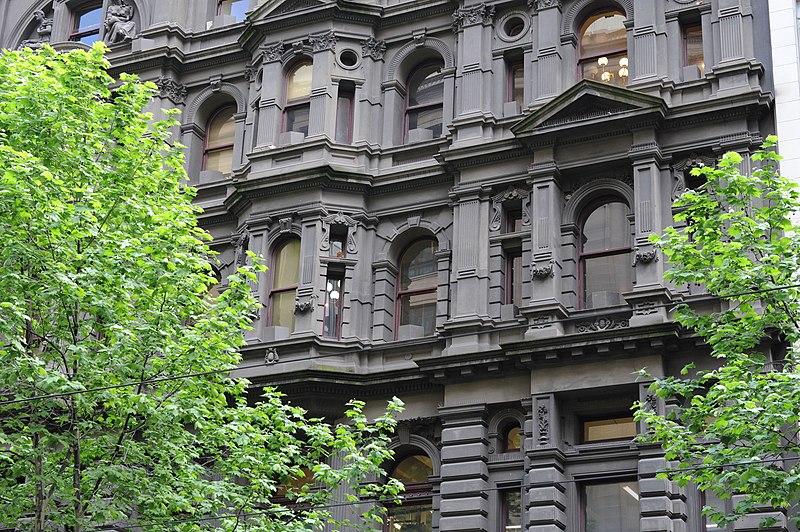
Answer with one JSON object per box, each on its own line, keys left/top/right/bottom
{"left": 387, "top": 454, "right": 434, "bottom": 532}
{"left": 202, "top": 106, "right": 236, "bottom": 175}
{"left": 284, "top": 61, "right": 313, "bottom": 136}
{"left": 578, "top": 10, "right": 629, "bottom": 87}
{"left": 405, "top": 62, "right": 445, "bottom": 141}
{"left": 579, "top": 200, "right": 632, "bottom": 309}
{"left": 397, "top": 239, "right": 438, "bottom": 339}
{"left": 269, "top": 238, "right": 301, "bottom": 330}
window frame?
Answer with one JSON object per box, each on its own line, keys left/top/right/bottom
{"left": 283, "top": 59, "right": 313, "bottom": 136}
{"left": 577, "top": 10, "right": 629, "bottom": 87}
{"left": 404, "top": 60, "right": 445, "bottom": 143}
{"left": 507, "top": 60, "right": 525, "bottom": 108}
{"left": 504, "top": 248, "right": 523, "bottom": 308}
{"left": 267, "top": 237, "right": 301, "bottom": 329}
{"left": 69, "top": 2, "right": 103, "bottom": 44}
{"left": 501, "top": 423, "right": 522, "bottom": 452}
{"left": 395, "top": 238, "right": 439, "bottom": 339}
{"left": 580, "top": 478, "right": 640, "bottom": 532}
{"left": 577, "top": 197, "right": 632, "bottom": 310}
{"left": 323, "top": 272, "right": 344, "bottom": 339}
{"left": 385, "top": 453, "right": 434, "bottom": 532}
{"left": 500, "top": 487, "right": 523, "bottom": 532}
{"left": 682, "top": 21, "right": 704, "bottom": 70}
{"left": 201, "top": 105, "right": 236, "bottom": 174}
{"left": 334, "top": 81, "right": 356, "bottom": 144}
{"left": 580, "top": 413, "right": 637, "bottom": 444}
{"left": 217, "top": 0, "right": 249, "bottom": 21}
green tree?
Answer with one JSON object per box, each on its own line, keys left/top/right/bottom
{"left": 0, "top": 45, "right": 402, "bottom": 532}
{"left": 635, "top": 136, "right": 800, "bottom": 528}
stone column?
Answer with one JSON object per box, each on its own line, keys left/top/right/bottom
{"left": 526, "top": 394, "right": 567, "bottom": 532}
{"left": 357, "top": 38, "right": 386, "bottom": 147}
{"left": 307, "top": 31, "right": 336, "bottom": 139}
{"left": 532, "top": 1, "right": 564, "bottom": 102}
{"left": 438, "top": 404, "right": 490, "bottom": 532}
{"left": 380, "top": 80, "right": 405, "bottom": 148}
{"left": 630, "top": 0, "right": 663, "bottom": 84}
{"left": 255, "top": 44, "right": 285, "bottom": 149}
{"left": 293, "top": 212, "right": 319, "bottom": 335}
{"left": 371, "top": 260, "right": 397, "bottom": 343}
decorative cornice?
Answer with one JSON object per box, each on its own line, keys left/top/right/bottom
{"left": 452, "top": 4, "right": 495, "bottom": 32}
{"left": 308, "top": 30, "right": 336, "bottom": 52}
{"left": 361, "top": 37, "right": 386, "bottom": 61}
{"left": 154, "top": 76, "right": 187, "bottom": 104}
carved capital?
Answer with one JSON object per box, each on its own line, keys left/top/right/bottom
{"left": 632, "top": 246, "right": 659, "bottom": 266}
{"left": 452, "top": 4, "right": 495, "bottom": 31}
{"left": 154, "top": 77, "right": 187, "bottom": 104}
{"left": 294, "top": 295, "right": 316, "bottom": 313}
{"left": 361, "top": 37, "right": 387, "bottom": 61}
{"left": 263, "top": 41, "right": 285, "bottom": 63}
{"left": 528, "top": 0, "right": 562, "bottom": 12}
{"left": 309, "top": 31, "right": 336, "bottom": 52}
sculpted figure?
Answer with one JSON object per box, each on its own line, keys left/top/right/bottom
{"left": 103, "top": 0, "right": 137, "bottom": 44}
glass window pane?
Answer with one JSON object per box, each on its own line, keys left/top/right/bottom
{"left": 272, "top": 239, "right": 301, "bottom": 289}
{"left": 323, "top": 277, "right": 342, "bottom": 338}
{"left": 585, "top": 481, "right": 639, "bottom": 532}
{"left": 582, "top": 202, "right": 629, "bottom": 253}
{"left": 583, "top": 252, "right": 632, "bottom": 308}
{"left": 580, "top": 12, "right": 627, "bottom": 58}
{"left": 579, "top": 52, "right": 629, "bottom": 86}
{"left": 400, "top": 240, "right": 437, "bottom": 291}
{"left": 399, "top": 291, "right": 437, "bottom": 336}
{"left": 685, "top": 24, "right": 704, "bottom": 69}
{"left": 335, "top": 92, "right": 353, "bottom": 143}
{"left": 583, "top": 417, "right": 636, "bottom": 442}
{"left": 387, "top": 503, "right": 433, "bottom": 532}
{"left": 409, "top": 68, "right": 444, "bottom": 107}
{"left": 391, "top": 455, "right": 433, "bottom": 483}
{"left": 504, "top": 425, "right": 521, "bottom": 451}
{"left": 408, "top": 107, "right": 443, "bottom": 137}
{"left": 79, "top": 33, "right": 100, "bottom": 45}
{"left": 219, "top": 0, "right": 248, "bottom": 21}
{"left": 270, "top": 290, "right": 295, "bottom": 329}
{"left": 204, "top": 148, "right": 233, "bottom": 174}
{"left": 511, "top": 65, "right": 524, "bottom": 107}
{"left": 287, "top": 63, "right": 313, "bottom": 101}
{"left": 286, "top": 105, "right": 310, "bottom": 136}
{"left": 207, "top": 107, "right": 236, "bottom": 148}
{"left": 77, "top": 8, "right": 102, "bottom": 32}
{"left": 503, "top": 490, "right": 522, "bottom": 532}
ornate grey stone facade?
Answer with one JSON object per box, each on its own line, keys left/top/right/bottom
{"left": 0, "top": 0, "right": 789, "bottom": 530}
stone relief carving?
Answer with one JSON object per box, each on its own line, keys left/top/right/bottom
{"left": 18, "top": 10, "right": 52, "bottom": 49}
{"left": 632, "top": 246, "right": 659, "bottom": 266}
{"left": 309, "top": 31, "right": 336, "bottom": 52}
{"left": 672, "top": 153, "right": 715, "bottom": 200}
{"left": 537, "top": 404, "right": 549, "bottom": 444}
{"left": 278, "top": 217, "right": 293, "bottom": 233}
{"left": 263, "top": 41, "right": 286, "bottom": 62}
{"left": 103, "top": 0, "right": 137, "bottom": 44}
{"left": 528, "top": 0, "right": 562, "bottom": 11}
{"left": 319, "top": 212, "right": 358, "bottom": 256}
{"left": 633, "top": 300, "right": 659, "bottom": 316}
{"left": 361, "top": 37, "right": 387, "bottom": 61}
{"left": 531, "top": 260, "right": 555, "bottom": 280}
{"left": 154, "top": 77, "right": 187, "bottom": 104}
{"left": 294, "top": 295, "right": 316, "bottom": 313}
{"left": 489, "top": 186, "right": 532, "bottom": 232}
{"left": 563, "top": 174, "right": 633, "bottom": 201}
{"left": 576, "top": 317, "right": 629, "bottom": 333}
{"left": 244, "top": 67, "right": 256, "bottom": 82}
{"left": 264, "top": 348, "right": 280, "bottom": 364}
{"left": 232, "top": 228, "right": 250, "bottom": 267}
{"left": 530, "top": 314, "right": 554, "bottom": 329}
{"left": 452, "top": 4, "right": 495, "bottom": 31}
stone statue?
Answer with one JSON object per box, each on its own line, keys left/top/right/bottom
{"left": 103, "top": 0, "right": 137, "bottom": 44}
{"left": 18, "top": 10, "right": 52, "bottom": 49}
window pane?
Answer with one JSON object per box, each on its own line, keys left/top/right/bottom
{"left": 335, "top": 89, "right": 354, "bottom": 143}
{"left": 511, "top": 65, "right": 524, "bottom": 107}
{"left": 207, "top": 107, "right": 236, "bottom": 148}
{"left": 580, "top": 12, "right": 627, "bottom": 58}
{"left": 399, "top": 291, "right": 437, "bottom": 336}
{"left": 270, "top": 290, "right": 295, "bottom": 329}
{"left": 409, "top": 68, "right": 444, "bottom": 107}
{"left": 504, "top": 425, "right": 521, "bottom": 451}
{"left": 503, "top": 490, "right": 522, "bottom": 532}
{"left": 219, "top": 0, "right": 248, "bottom": 21}
{"left": 583, "top": 416, "right": 636, "bottom": 442}
{"left": 507, "top": 253, "right": 523, "bottom": 307}
{"left": 286, "top": 105, "right": 310, "bottom": 136}
{"left": 400, "top": 240, "right": 437, "bottom": 291}
{"left": 585, "top": 481, "right": 639, "bottom": 532}
{"left": 323, "top": 277, "right": 342, "bottom": 338}
{"left": 76, "top": 8, "right": 102, "bottom": 33}
{"left": 408, "top": 107, "right": 443, "bottom": 137}
{"left": 583, "top": 252, "right": 632, "bottom": 308}
{"left": 582, "top": 202, "right": 629, "bottom": 253}
{"left": 685, "top": 24, "right": 704, "bottom": 69}
{"left": 391, "top": 455, "right": 433, "bottom": 483}
{"left": 287, "top": 63, "right": 312, "bottom": 101}
{"left": 579, "top": 52, "right": 629, "bottom": 87}
{"left": 204, "top": 148, "right": 233, "bottom": 174}
{"left": 272, "top": 239, "right": 300, "bottom": 289}
{"left": 387, "top": 503, "right": 433, "bottom": 532}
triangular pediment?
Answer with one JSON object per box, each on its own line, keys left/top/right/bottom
{"left": 250, "top": 0, "right": 330, "bottom": 20}
{"left": 511, "top": 80, "right": 666, "bottom": 137}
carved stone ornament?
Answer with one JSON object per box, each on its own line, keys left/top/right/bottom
{"left": 537, "top": 404, "right": 549, "bottom": 445}
{"left": 294, "top": 295, "right": 316, "bottom": 313}
{"left": 489, "top": 186, "right": 531, "bottom": 232}
{"left": 103, "top": 0, "right": 137, "bottom": 44}
{"left": 531, "top": 260, "right": 555, "bottom": 280}
{"left": 278, "top": 217, "right": 293, "bottom": 233}
{"left": 361, "top": 37, "right": 387, "bottom": 61}
{"left": 528, "top": 0, "right": 562, "bottom": 11}
{"left": 632, "top": 246, "right": 659, "bottom": 266}
{"left": 633, "top": 300, "right": 659, "bottom": 316}
{"left": 154, "top": 77, "right": 187, "bottom": 104}
{"left": 264, "top": 348, "right": 280, "bottom": 364}
{"left": 232, "top": 228, "right": 250, "bottom": 267}
{"left": 263, "top": 41, "right": 285, "bottom": 62}
{"left": 320, "top": 212, "right": 358, "bottom": 255}
{"left": 309, "top": 31, "right": 336, "bottom": 52}
{"left": 18, "top": 10, "right": 52, "bottom": 49}
{"left": 530, "top": 314, "right": 553, "bottom": 329}
{"left": 576, "top": 317, "right": 630, "bottom": 333}
{"left": 244, "top": 67, "right": 256, "bottom": 82}
{"left": 452, "top": 3, "right": 495, "bottom": 31}
{"left": 645, "top": 394, "right": 658, "bottom": 411}
{"left": 672, "top": 153, "right": 715, "bottom": 200}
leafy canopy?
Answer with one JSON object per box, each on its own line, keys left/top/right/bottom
{"left": 0, "top": 44, "right": 402, "bottom": 532}
{"left": 635, "top": 136, "right": 800, "bottom": 527}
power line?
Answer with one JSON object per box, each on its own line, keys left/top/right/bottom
{"left": 3, "top": 282, "right": 800, "bottom": 407}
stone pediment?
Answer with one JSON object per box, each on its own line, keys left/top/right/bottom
{"left": 511, "top": 80, "right": 666, "bottom": 137}
{"left": 250, "top": 0, "right": 330, "bottom": 20}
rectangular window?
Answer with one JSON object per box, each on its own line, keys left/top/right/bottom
{"left": 508, "top": 61, "right": 524, "bottom": 108}
{"left": 582, "top": 416, "right": 636, "bottom": 443}
{"left": 285, "top": 105, "right": 310, "bottom": 136}
{"left": 323, "top": 275, "right": 343, "bottom": 338}
{"left": 506, "top": 209, "right": 523, "bottom": 233}
{"left": 583, "top": 481, "right": 639, "bottom": 532}
{"left": 335, "top": 82, "right": 355, "bottom": 144}
{"left": 387, "top": 503, "right": 433, "bottom": 531}
{"left": 683, "top": 23, "right": 704, "bottom": 70}
{"left": 506, "top": 250, "right": 523, "bottom": 308}
{"left": 502, "top": 490, "right": 522, "bottom": 532}
{"left": 70, "top": 6, "right": 102, "bottom": 45}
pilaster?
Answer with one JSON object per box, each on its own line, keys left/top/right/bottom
{"left": 526, "top": 395, "right": 566, "bottom": 532}
{"left": 256, "top": 57, "right": 283, "bottom": 148}
{"left": 534, "top": 2, "right": 564, "bottom": 101}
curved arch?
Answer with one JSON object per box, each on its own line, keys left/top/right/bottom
{"left": 266, "top": 225, "right": 303, "bottom": 251}
{"left": 562, "top": 178, "right": 633, "bottom": 225}
{"left": 386, "top": 36, "right": 454, "bottom": 82}
{"left": 562, "top": 0, "right": 633, "bottom": 37}
{"left": 378, "top": 218, "right": 450, "bottom": 264}
{"left": 388, "top": 435, "right": 441, "bottom": 478}
{"left": 488, "top": 408, "right": 526, "bottom": 437}
{"left": 185, "top": 82, "right": 247, "bottom": 126}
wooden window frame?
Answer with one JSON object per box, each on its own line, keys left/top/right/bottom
{"left": 404, "top": 61, "right": 445, "bottom": 143}
{"left": 201, "top": 105, "right": 236, "bottom": 173}
{"left": 267, "top": 237, "right": 301, "bottom": 328}
{"left": 395, "top": 238, "right": 438, "bottom": 339}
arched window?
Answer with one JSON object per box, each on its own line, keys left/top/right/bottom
{"left": 578, "top": 10, "right": 629, "bottom": 87}
{"left": 284, "top": 61, "right": 313, "bottom": 136}
{"left": 202, "top": 106, "right": 236, "bottom": 175}
{"left": 397, "top": 239, "right": 438, "bottom": 339}
{"left": 70, "top": 3, "right": 102, "bottom": 45}
{"left": 269, "top": 238, "right": 301, "bottom": 330}
{"left": 405, "top": 62, "right": 445, "bottom": 141}
{"left": 387, "top": 454, "right": 434, "bottom": 532}
{"left": 502, "top": 424, "right": 522, "bottom": 452}
{"left": 579, "top": 200, "right": 632, "bottom": 309}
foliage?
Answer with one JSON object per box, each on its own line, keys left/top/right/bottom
{"left": 0, "top": 44, "right": 402, "bottom": 532}
{"left": 635, "top": 136, "right": 800, "bottom": 527}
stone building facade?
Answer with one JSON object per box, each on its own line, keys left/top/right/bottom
{"left": 0, "top": 0, "right": 789, "bottom": 530}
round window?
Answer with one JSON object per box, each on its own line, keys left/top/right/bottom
{"left": 338, "top": 49, "right": 359, "bottom": 69}
{"left": 504, "top": 17, "right": 525, "bottom": 38}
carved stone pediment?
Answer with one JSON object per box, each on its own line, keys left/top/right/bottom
{"left": 249, "top": 0, "right": 327, "bottom": 20}
{"left": 510, "top": 80, "right": 666, "bottom": 137}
